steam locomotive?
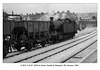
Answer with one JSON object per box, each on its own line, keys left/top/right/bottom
{"left": 3, "top": 15, "right": 85, "bottom": 58}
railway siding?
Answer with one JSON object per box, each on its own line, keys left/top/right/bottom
{"left": 65, "top": 41, "right": 97, "bottom": 63}
{"left": 38, "top": 35, "right": 96, "bottom": 63}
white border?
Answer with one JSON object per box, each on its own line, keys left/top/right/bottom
{"left": 0, "top": 0, "right": 100, "bottom": 70}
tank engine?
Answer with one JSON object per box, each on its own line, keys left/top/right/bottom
{"left": 49, "top": 17, "right": 78, "bottom": 43}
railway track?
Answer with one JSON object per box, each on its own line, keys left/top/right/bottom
{"left": 65, "top": 40, "right": 97, "bottom": 63}
{"left": 34, "top": 34, "right": 97, "bottom": 63}
{"left": 3, "top": 28, "right": 97, "bottom": 63}
{"left": 80, "top": 48, "right": 97, "bottom": 63}
{"left": 64, "top": 41, "right": 97, "bottom": 63}
{"left": 5, "top": 28, "right": 96, "bottom": 58}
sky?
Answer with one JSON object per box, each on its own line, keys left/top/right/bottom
{"left": 3, "top": 3, "right": 97, "bottom": 14}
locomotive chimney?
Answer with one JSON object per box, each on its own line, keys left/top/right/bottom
{"left": 50, "top": 17, "right": 54, "bottom": 21}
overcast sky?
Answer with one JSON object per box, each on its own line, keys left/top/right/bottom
{"left": 3, "top": 3, "right": 97, "bottom": 14}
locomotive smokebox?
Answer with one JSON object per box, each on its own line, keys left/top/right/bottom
{"left": 50, "top": 17, "right": 54, "bottom": 21}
